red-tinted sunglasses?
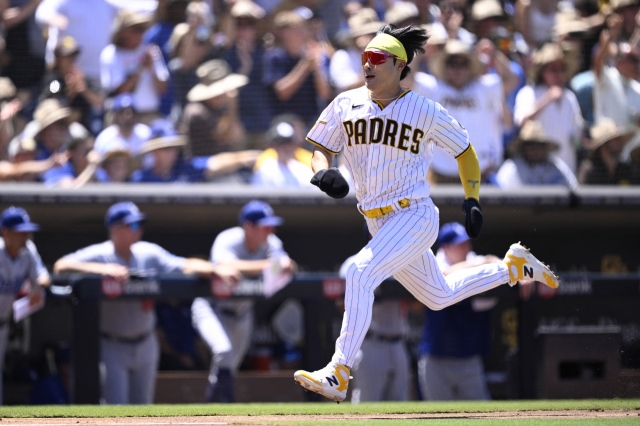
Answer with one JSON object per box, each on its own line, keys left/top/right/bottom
{"left": 362, "top": 51, "right": 397, "bottom": 66}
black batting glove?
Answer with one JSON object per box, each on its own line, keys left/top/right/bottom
{"left": 462, "top": 198, "right": 483, "bottom": 238}
{"left": 310, "top": 167, "right": 349, "bottom": 199}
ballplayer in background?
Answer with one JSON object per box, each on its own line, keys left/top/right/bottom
{"left": 0, "top": 207, "right": 50, "bottom": 405}
{"left": 293, "top": 24, "right": 560, "bottom": 403}
{"left": 54, "top": 202, "right": 239, "bottom": 405}
{"left": 191, "top": 200, "right": 296, "bottom": 402}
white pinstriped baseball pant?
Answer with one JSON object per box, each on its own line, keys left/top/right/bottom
{"left": 333, "top": 198, "right": 510, "bottom": 367}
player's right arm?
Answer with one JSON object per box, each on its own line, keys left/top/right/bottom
{"left": 311, "top": 146, "right": 334, "bottom": 173}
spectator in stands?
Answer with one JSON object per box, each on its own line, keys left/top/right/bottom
{"left": 132, "top": 119, "right": 259, "bottom": 183}
{"left": 385, "top": 1, "right": 421, "bottom": 28}
{"left": 94, "top": 93, "right": 151, "bottom": 159}
{"left": 514, "top": 43, "right": 583, "bottom": 172}
{"left": 414, "top": 0, "right": 442, "bottom": 24}
{"left": 469, "top": 0, "right": 505, "bottom": 40}
{"left": 97, "top": 140, "right": 137, "bottom": 183}
{"left": 515, "top": 0, "right": 560, "bottom": 48}
{"left": 100, "top": 10, "right": 169, "bottom": 123}
{"left": 418, "top": 222, "right": 500, "bottom": 401}
{"left": 32, "top": 98, "right": 71, "bottom": 160}
{"left": 53, "top": 201, "right": 239, "bottom": 405}
{"left": 416, "top": 40, "right": 511, "bottom": 184}
{"left": 251, "top": 116, "right": 314, "bottom": 188}
{"left": 263, "top": 10, "right": 331, "bottom": 127}
{"left": 593, "top": 14, "right": 640, "bottom": 129}
{"left": 0, "top": 123, "right": 67, "bottom": 181}
{"left": 578, "top": 118, "right": 635, "bottom": 184}
{"left": 2, "top": 0, "right": 47, "bottom": 93}
{"left": 40, "top": 36, "right": 104, "bottom": 135}
{"left": 168, "top": 1, "right": 223, "bottom": 111}
{"left": 144, "top": 0, "right": 189, "bottom": 117}
{"left": 0, "top": 78, "right": 22, "bottom": 160}
{"left": 35, "top": 0, "right": 122, "bottom": 88}
{"left": 191, "top": 200, "right": 296, "bottom": 402}
{"left": 438, "top": 0, "right": 476, "bottom": 46}
{"left": 224, "top": 0, "right": 272, "bottom": 149}
{"left": 609, "top": 0, "right": 640, "bottom": 42}
{"left": 329, "top": 8, "right": 384, "bottom": 93}
{"left": 42, "top": 122, "right": 99, "bottom": 187}
{"left": 180, "top": 60, "right": 247, "bottom": 157}
{"left": 496, "top": 120, "right": 578, "bottom": 188}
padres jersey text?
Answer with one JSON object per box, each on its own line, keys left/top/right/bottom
{"left": 307, "top": 86, "right": 471, "bottom": 211}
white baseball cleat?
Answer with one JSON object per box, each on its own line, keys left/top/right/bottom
{"left": 503, "top": 242, "right": 560, "bottom": 289}
{"left": 294, "top": 362, "right": 351, "bottom": 403}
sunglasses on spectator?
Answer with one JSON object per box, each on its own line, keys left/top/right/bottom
{"left": 129, "top": 25, "right": 147, "bottom": 33}
{"left": 236, "top": 18, "right": 257, "bottom": 28}
{"left": 128, "top": 222, "right": 143, "bottom": 231}
{"left": 446, "top": 59, "right": 470, "bottom": 69}
{"left": 362, "top": 51, "right": 397, "bottom": 66}
{"left": 544, "top": 65, "right": 565, "bottom": 73}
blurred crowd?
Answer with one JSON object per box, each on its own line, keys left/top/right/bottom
{"left": 0, "top": 0, "right": 639, "bottom": 186}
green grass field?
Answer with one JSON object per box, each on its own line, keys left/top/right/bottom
{"left": 0, "top": 400, "right": 639, "bottom": 425}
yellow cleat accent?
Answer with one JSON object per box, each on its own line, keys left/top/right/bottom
{"left": 293, "top": 362, "right": 351, "bottom": 402}
{"left": 503, "top": 243, "right": 560, "bottom": 289}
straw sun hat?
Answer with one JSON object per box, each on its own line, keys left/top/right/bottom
{"left": 429, "top": 39, "right": 484, "bottom": 81}
{"left": 530, "top": 42, "right": 579, "bottom": 83}
{"left": 186, "top": 60, "right": 248, "bottom": 103}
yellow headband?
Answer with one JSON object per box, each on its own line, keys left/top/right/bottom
{"left": 365, "top": 33, "right": 408, "bottom": 62}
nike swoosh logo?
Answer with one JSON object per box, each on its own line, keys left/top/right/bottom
{"left": 352, "top": 104, "right": 363, "bottom": 109}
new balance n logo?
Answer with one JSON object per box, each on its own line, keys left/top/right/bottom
{"left": 524, "top": 266, "right": 534, "bottom": 278}
{"left": 326, "top": 375, "right": 339, "bottom": 387}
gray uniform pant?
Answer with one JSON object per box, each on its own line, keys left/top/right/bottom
{"left": 418, "top": 354, "right": 490, "bottom": 400}
{"left": 351, "top": 337, "right": 410, "bottom": 402}
{"left": 100, "top": 334, "right": 159, "bottom": 404}
{"left": 0, "top": 324, "right": 8, "bottom": 405}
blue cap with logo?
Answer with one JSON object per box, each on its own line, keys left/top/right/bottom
{"left": 105, "top": 202, "right": 146, "bottom": 227}
{"left": 238, "top": 200, "right": 283, "bottom": 227}
{"left": 110, "top": 93, "right": 135, "bottom": 111}
{"left": 437, "top": 222, "right": 470, "bottom": 246}
{"left": 0, "top": 207, "right": 40, "bottom": 232}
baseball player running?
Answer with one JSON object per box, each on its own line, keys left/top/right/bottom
{"left": 0, "top": 207, "right": 50, "bottom": 405}
{"left": 293, "top": 24, "right": 560, "bottom": 403}
{"left": 54, "top": 202, "right": 239, "bottom": 404}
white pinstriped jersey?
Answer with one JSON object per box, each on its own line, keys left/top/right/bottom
{"left": 306, "top": 86, "right": 471, "bottom": 211}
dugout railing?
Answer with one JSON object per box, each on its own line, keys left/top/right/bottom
{"left": 47, "top": 272, "right": 640, "bottom": 404}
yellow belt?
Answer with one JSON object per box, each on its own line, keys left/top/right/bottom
{"left": 360, "top": 198, "right": 411, "bottom": 219}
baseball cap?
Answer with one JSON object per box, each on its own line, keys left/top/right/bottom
{"left": 267, "top": 121, "right": 295, "bottom": 146}
{"left": 437, "top": 222, "right": 469, "bottom": 246}
{"left": 238, "top": 200, "right": 283, "bottom": 227}
{"left": 1, "top": 207, "right": 40, "bottom": 232}
{"left": 105, "top": 202, "right": 146, "bottom": 228}
{"left": 109, "top": 93, "right": 135, "bottom": 111}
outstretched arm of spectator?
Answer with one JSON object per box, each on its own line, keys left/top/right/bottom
{"left": 205, "top": 150, "right": 261, "bottom": 179}
{"left": 273, "top": 54, "right": 313, "bottom": 102}
{"left": 308, "top": 41, "right": 332, "bottom": 101}
{"left": 2, "top": 0, "right": 42, "bottom": 30}
{"left": 0, "top": 152, "right": 67, "bottom": 180}
{"left": 517, "top": 86, "right": 563, "bottom": 125}
{"left": 594, "top": 15, "right": 622, "bottom": 78}
{"left": 515, "top": 0, "right": 532, "bottom": 48}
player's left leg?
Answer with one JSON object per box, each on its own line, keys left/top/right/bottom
{"left": 129, "top": 334, "right": 159, "bottom": 404}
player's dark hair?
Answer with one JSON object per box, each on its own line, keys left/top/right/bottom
{"left": 377, "top": 24, "right": 428, "bottom": 80}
